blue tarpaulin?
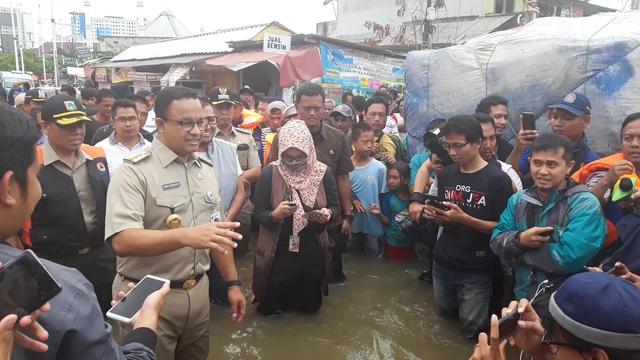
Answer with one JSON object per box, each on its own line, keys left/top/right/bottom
{"left": 404, "top": 11, "right": 640, "bottom": 157}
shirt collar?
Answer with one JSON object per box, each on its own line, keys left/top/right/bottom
{"left": 110, "top": 131, "right": 146, "bottom": 146}
{"left": 311, "top": 122, "right": 328, "bottom": 140}
{"left": 213, "top": 126, "right": 237, "bottom": 138}
{"left": 152, "top": 138, "right": 200, "bottom": 168}
{"left": 42, "top": 141, "right": 88, "bottom": 167}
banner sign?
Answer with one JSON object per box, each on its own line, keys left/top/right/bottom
{"left": 263, "top": 33, "right": 291, "bottom": 54}
{"left": 320, "top": 42, "right": 405, "bottom": 96}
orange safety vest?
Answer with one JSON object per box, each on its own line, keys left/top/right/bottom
{"left": 239, "top": 108, "right": 264, "bottom": 132}
{"left": 262, "top": 132, "right": 277, "bottom": 164}
{"left": 22, "top": 144, "right": 106, "bottom": 248}
{"left": 571, "top": 152, "right": 640, "bottom": 247}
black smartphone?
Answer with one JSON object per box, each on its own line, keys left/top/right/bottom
{"left": 0, "top": 250, "right": 63, "bottom": 319}
{"left": 521, "top": 112, "right": 536, "bottom": 131}
{"left": 284, "top": 188, "right": 295, "bottom": 206}
{"left": 106, "top": 275, "right": 169, "bottom": 324}
{"left": 498, "top": 310, "right": 521, "bottom": 339}
{"left": 539, "top": 228, "right": 554, "bottom": 237}
{"left": 425, "top": 195, "right": 449, "bottom": 211}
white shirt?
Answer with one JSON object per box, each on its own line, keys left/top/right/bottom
{"left": 95, "top": 132, "right": 150, "bottom": 177}
{"left": 143, "top": 108, "right": 157, "bottom": 133}
{"left": 383, "top": 116, "right": 399, "bottom": 137}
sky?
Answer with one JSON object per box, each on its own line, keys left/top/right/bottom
{"left": 0, "top": 0, "right": 630, "bottom": 43}
{"left": 0, "top": 0, "right": 338, "bottom": 41}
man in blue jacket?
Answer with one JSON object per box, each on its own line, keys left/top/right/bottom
{"left": 491, "top": 134, "right": 605, "bottom": 301}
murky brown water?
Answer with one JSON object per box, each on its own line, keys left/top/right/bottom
{"left": 209, "top": 244, "right": 472, "bottom": 359}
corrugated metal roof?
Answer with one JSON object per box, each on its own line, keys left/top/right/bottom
{"left": 141, "top": 10, "right": 191, "bottom": 38}
{"left": 111, "top": 23, "right": 271, "bottom": 62}
{"left": 101, "top": 54, "right": 216, "bottom": 68}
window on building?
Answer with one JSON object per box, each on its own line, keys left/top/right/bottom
{"left": 494, "top": 0, "right": 514, "bottom": 13}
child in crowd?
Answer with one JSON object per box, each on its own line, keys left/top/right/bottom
{"left": 371, "top": 161, "right": 415, "bottom": 261}
{"left": 349, "top": 122, "right": 388, "bottom": 257}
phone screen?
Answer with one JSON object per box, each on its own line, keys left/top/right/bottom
{"left": 498, "top": 310, "right": 521, "bottom": 339}
{"left": 521, "top": 112, "right": 536, "bottom": 131}
{"left": 0, "top": 250, "right": 62, "bottom": 318}
{"left": 107, "top": 276, "right": 167, "bottom": 321}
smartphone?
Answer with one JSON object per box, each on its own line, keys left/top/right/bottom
{"left": 521, "top": 112, "right": 536, "bottom": 131}
{"left": 303, "top": 210, "right": 323, "bottom": 218}
{"left": 425, "top": 195, "right": 449, "bottom": 211}
{"left": 0, "top": 250, "right": 62, "bottom": 319}
{"left": 539, "top": 228, "right": 554, "bottom": 237}
{"left": 106, "top": 275, "right": 169, "bottom": 324}
{"left": 498, "top": 310, "right": 521, "bottom": 339}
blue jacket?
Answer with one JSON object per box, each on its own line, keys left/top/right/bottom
{"left": 491, "top": 181, "right": 605, "bottom": 299}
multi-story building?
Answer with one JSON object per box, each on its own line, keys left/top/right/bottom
{"left": 90, "top": 16, "right": 138, "bottom": 43}
{"left": 0, "top": 6, "right": 35, "bottom": 55}
{"left": 70, "top": 12, "right": 87, "bottom": 41}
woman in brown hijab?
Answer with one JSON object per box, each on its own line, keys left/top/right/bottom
{"left": 252, "top": 120, "right": 340, "bottom": 315}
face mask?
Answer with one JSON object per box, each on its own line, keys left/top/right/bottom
{"left": 282, "top": 157, "right": 308, "bottom": 172}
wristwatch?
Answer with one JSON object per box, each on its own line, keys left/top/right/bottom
{"left": 342, "top": 214, "right": 354, "bottom": 223}
{"left": 224, "top": 279, "right": 242, "bottom": 288}
{"left": 409, "top": 192, "right": 427, "bottom": 204}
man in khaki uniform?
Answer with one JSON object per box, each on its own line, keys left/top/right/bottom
{"left": 209, "top": 87, "right": 261, "bottom": 256}
{"left": 105, "top": 87, "right": 246, "bottom": 360}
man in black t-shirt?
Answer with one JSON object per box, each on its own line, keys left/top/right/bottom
{"left": 422, "top": 115, "right": 513, "bottom": 339}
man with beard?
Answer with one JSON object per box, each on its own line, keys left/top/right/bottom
{"left": 21, "top": 95, "right": 116, "bottom": 315}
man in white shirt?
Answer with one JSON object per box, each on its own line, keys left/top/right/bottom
{"left": 95, "top": 99, "right": 150, "bottom": 176}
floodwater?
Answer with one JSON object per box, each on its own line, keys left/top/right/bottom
{"left": 209, "top": 246, "right": 472, "bottom": 359}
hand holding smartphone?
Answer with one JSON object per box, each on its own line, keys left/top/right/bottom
{"left": 107, "top": 275, "right": 169, "bottom": 324}
{"left": 0, "top": 250, "right": 62, "bottom": 319}
{"left": 425, "top": 195, "right": 449, "bottom": 211}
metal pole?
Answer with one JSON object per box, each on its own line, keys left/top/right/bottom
{"left": 50, "top": 0, "right": 58, "bottom": 87}
{"left": 17, "top": 2, "right": 25, "bottom": 74}
{"left": 10, "top": 5, "right": 19, "bottom": 71}
{"left": 422, "top": 0, "right": 433, "bottom": 49}
{"left": 39, "top": 4, "right": 46, "bottom": 81}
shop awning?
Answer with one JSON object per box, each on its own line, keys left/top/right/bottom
{"left": 204, "top": 47, "right": 322, "bottom": 88}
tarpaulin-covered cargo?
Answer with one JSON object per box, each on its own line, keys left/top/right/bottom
{"left": 404, "top": 11, "right": 640, "bottom": 157}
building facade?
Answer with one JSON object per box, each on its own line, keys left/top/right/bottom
{"left": 90, "top": 16, "right": 139, "bottom": 43}
{"left": 0, "top": 6, "right": 35, "bottom": 55}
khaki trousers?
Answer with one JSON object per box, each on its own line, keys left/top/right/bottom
{"left": 112, "top": 274, "right": 210, "bottom": 360}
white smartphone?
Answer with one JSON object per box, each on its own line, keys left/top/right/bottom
{"left": 106, "top": 275, "right": 169, "bottom": 324}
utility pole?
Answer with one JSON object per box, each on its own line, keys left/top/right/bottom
{"left": 422, "top": 0, "right": 434, "bottom": 49}
{"left": 16, "top": 0, "right": 25, "bottom": 74}
{"left": 632, "top": 0, "right": 639, "bottom": 10}
{"left": 38, "top": 4, "right": 46, "bottom": 81}
{"left": 10, "top": 4, "right": 19, "bottom": 71}
{"left": 50, "top": 0, "right": 58, "bottom": 87}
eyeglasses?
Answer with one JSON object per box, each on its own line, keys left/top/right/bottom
{"left": 114, "top": 116, "right": 139, "bottom": 124}
{"left": 542, "top": 331, "right": 590, "bottom": 356}
{"left": 442, "top": 142, "right": 469, "bottom": 151}
{"left": 163, "top": 117, "right": 216, "bottom": 132}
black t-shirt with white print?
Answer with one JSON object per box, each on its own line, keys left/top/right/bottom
{"left": 434, "top": 163, "right": 513, "bottom": 273}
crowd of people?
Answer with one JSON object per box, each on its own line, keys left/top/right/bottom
{"left": 0, "top": 78, "right": 639, "bottom": 360}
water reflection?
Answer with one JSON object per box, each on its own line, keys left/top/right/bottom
{"left": 210, "top": 249, "right": 472, "bottom": 359}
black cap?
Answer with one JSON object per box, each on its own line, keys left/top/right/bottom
{"left": 209, "top": 87, "right": 240, "bottom": 105}
{"left": 239, "top": 85, "right": 254, "bottom": 96}
{"left": 25, "top": 88, "right": 47, "bottom": 103}
{"left": 41, "top": 95, "right": 91, "bottom": 125}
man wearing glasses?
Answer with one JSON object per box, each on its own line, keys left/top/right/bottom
{"left": 470, "top": 271, "right": 640, "bottom": 360}
{"left": 21, "top": 95, "right": 116, "bottom": 316}
{"left": 95, "top": 99, "right": 150, "bottom": 176}
{"left": 106, "top": 87, "right": 245, "bottom": 360}
{"left": 419, "top": 115, "right": 514, "bottom": 339}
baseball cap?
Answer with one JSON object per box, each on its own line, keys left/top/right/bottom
{"left": 41, "top": 95, "right": 91, "bottom": 125}
{"left": 282, "top": 104, "right": 297, "bottom": 119}
{"left": 14, "top": 93, "right": 26, "bottom": 107}
{"left": 209, "top": 87, "right": 240, "bottom": 105}
{"left": 330, "top": 104, "right": 354, "bottom": 119}
{"left": 267, "top": 101, "right": 286, "bottom": 113}
{"left": 549, "top": 272, "right": 640, "bottom": 351}
{"left": 549, "top": 92, "right": 591, "bottom": 116}
{"left": 25, "top": 89, "right": 47, "bottom": 104}
{"left": 239, "top": 85, "right": 254, "bottom": 96}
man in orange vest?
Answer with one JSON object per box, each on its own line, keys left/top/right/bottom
{"left": 572, "top": 112, "right": 640, "bottom": 247}
{"left": 21, "top": 95, "right": 116, "bottom": 315}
